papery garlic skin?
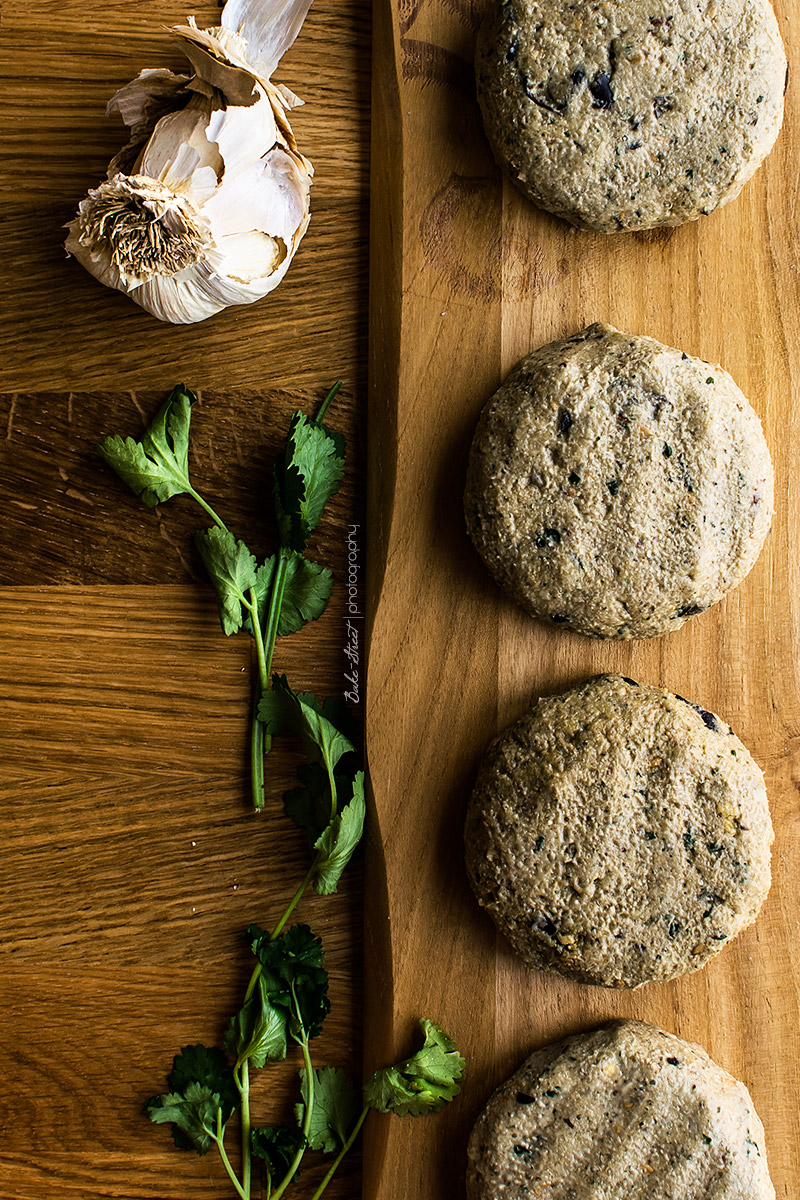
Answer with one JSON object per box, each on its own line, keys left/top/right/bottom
{"left": 65, "top": 0, "right": 314, "bottom": 324}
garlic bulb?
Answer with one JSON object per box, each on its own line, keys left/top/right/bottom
{"left": 65, "top": 0, "right": 314, "bottom": 324}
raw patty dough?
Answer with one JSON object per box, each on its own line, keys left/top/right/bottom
{"left": 475, "top": 0, "right": 787, "bottom": 232}
{"left": 464, "top": 324, "right": 773, "bottom": 640}
{"left": 467, "top": 1020, "right": 775, "bottom": 1200}
{"left": 464, "top": 674, "right": 772, "bottom": 988}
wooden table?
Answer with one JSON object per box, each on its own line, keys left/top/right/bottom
{"left": 3, "top": 0, "right": 799, "bottom": 1198}
{"left": 1, "top": 1, "right": 368, "bottom": 1196}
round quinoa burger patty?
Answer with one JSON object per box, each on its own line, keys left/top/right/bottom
{"left": 475, "top": 0, "right": 786, "bottom": 232}
{"left": 464, "top": 323, "right": 773, "bottom": 640}
{"left": 467, "top": 1020, "right": 775, "bottom": 1200}
{"left": 464, "top": 674, "right": 772, "bottom": 988}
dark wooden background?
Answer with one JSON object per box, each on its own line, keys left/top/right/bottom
{"left": 0, "top": 1, "right": 370, "bottom": 1197}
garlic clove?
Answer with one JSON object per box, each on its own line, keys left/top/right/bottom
{"left": 212, "top": 230, "right": 286, "bottom": 282}
{"left": 204, "top": 92, "right": 279, "bottom": 176}
{"left": 139, "top": 99, "right": 223, "bottom": 195}
{"left": 219, "top": 0, "right": 315, "bottom": 81}
{"left": 203, "top": 150, "right": 309, "bottom": 243}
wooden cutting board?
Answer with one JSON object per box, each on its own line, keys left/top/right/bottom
{"left": 0, "top": 1, "right": 368, "bottom": 1197}
{"left": 364, "top": 2, "right": 800, "bottom": 1199}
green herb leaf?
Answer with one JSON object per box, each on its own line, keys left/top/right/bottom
{"left": 245, "top": 552, "right": 333, "bottom": 639}
{"left": 364, "top": 1020, "right": 466, "bottom": 1117}
{"left": 294, "top": 1067, "right": 362, "bottom": 1153}
{"left": 283, "top": 762, "right": 332, "bottom": 845}
{"left": 224, "top": 974, "right": 288, "bottom": 1069}
{"left": 194, "top": 527, "right": 258, "bottom": 636}
{"left": 146, "top": 1082, "right": 222, "bottom": 1155}
{"left": 246, "top": 924, "right": 330, "bottom": 1042}
{"left": 144, "top": 1044, "right": 239, "bottom": 1154}
{"left": 166, "top": 1044, "right": 239, "bottom": 1115}
{"left": 312, "top": 774, "right": 365, "bottom": 895}
{"left": 97, "top": 385, "right": 195, "bottom": 507}
{"left": 274, "top": 413, "right": 345, "bottom": 551}
{"left": 251, "top": 1125, "right": 305, "bottom": 1184}
{"left": 259, "top": 676, "right": 356, "bottom": 788}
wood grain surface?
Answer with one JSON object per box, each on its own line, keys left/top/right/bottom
{"left": 365, "top": 1, "right": 800, "bottom": 1199}
{"left": 0, "top": 1, "right": 369, "bottom": 1197}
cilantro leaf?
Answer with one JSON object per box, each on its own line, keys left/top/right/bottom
{"left": 194, "top": 527, "right": 258, "bottom": 635}
{"left": 97, "top": 385, "right": 195, "bottom": 507}
{"left": 283, "top": 762, "right": 332, "bottom": 845}
{"left": 144, "top": 1044, "right": 239, "bottom": 1154}
{"left": 246, "top": 924, "right": 330, "bottom": 1042}
{"left": 224, "top": 973, "right": 288, "bottom": 1069}
{"left": 294, "top": 1067, "right": 362, "bottom": 1153}
{"left": 274, "top": 413, "right": 345, "bottom": 551}
{"left": 312, "top": 774, "right": 365, "bottom": 895}
{"left": 245, "top": 551, "right": 333, "bottom": 639}
{"left": 146, "top": 1082, "right": 222, "bottom": 1154}
{"left": 259, "top": 676, "right": 356, "bottom": 799}
{"left": 364, "top": 1020, "right": 465, "bottom": 1117}
{"left": 165, "top": 1044, "right": 239, "bottom": 1116}
{"left": 251, "top": 1125, "right": 305, "bottom": 1184}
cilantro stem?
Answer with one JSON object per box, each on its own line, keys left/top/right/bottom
{"left": 242, "top": 861, "right": 318, "bottom": 1005}
{"left": 247, "top": 589, "right": 269, "bottom": 691}
{"left": 258, "top": 549, "right": 291, "bottom": 766}
{"left": 247, "top": 585, "right": 269, "bottom": 812}
{"left": 213, "top": 1110, "right": 247, "bottom": 1200}
{"left": 239, "top": 1061, "right": 252, "bottom": 1200}
{"left": 308, "top": 1105, "right": 369, "bottom": 1200}
{"left": 271, "top": 861, "right": 317, "bottom": 940}
{"left": 263, "top": 550, "right": 291, "bottom": 681}
{"left": 314, "top": 380, "right": 342, "bottom": 425}
{"left": 187, "top": 487, "right": 229, "bottom": 533}
{"left": 250, "top": 712, "right": 266, "bottom": 814}
{"left": 269, "top": 1036, "right": 314, "bottom": 1200}
{"left": 323, "top": 755, "right": 338, "bottom": 824}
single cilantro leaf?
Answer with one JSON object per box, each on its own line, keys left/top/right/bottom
{"left": 251, "top": 1125, "right": 305, "bottom": 1184}
{"left": 274, "top": 413, "right": 345, "bottom": 550}
{"left": 245, "top": 552, "right": 333, "bottom": 639}
{"left": 363, "top": 1020, "right": 465, "bottom": 1117}
{"left": 294, "top": 1067, "right": 362, "bottom": 1153}
{"left": 97, "top": 384, "right": 195, "bottom": 507}
{"left": 194, "top": 527, "right": 258, "bottom": 635}
{"left": 166, "top": 1044, "right": 239, "bottom": 1119}
{"left": 224, "top": 974, "right": 288, "bottom": 1069}
{"left": 146, "top": 1081, "right": 222, "bottom": 1154}
{"left": 259, "top": 676, "right": 355, "bottom": 787}
{"left": 246, "top": 923, "right": 330, "bottom": 1042}
{"left": 313, "top": 774, "right": 365, "bottom": 895}
{"left": 283, "top": 762, "right": 331, "bottom": 845}
{"left": 145, "top": 1043, "right": 239, "bottom": 1155}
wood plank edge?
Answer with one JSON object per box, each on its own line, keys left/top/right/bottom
{"left": 364, "top": 0, "right": 405, "bottom": 1194}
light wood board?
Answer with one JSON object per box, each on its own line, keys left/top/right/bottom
{"left": 365, "top": 1, "right": 800, "bottom": 1198}
{"left": 0, "top": 0, "right": 369, "bottom": 1196}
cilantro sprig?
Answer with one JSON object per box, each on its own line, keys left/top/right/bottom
{"left": 145, "top": 906, "right": 466, "bottom": 1200}
{"left": 98, "top": 382, "right": 344, "bottom": 811}
{"left": 99, "top": 385, "right": 465, "bottom": 1198}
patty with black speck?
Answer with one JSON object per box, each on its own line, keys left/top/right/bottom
{"left": 475, "top": 0, "right": 787, "bottom": 232}
{"left": 464, "top": 674, "right": 772, "bottom": 988}
{"left": 464, "top": 323, "right": 773, "bottom": 640}
{"left": 467, "top": 1020, "right": 775, "bottom": 1199}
